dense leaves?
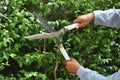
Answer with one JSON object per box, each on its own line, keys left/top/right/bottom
{"left": 0, "top": 0, "right": 120, "bottom": 80}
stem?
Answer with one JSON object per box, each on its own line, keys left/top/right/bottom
{"left": 54, "top": 60, "right": 59, "bottom": 79}
{"left": 43, "top": 39, "right": 46, "bottom": 52}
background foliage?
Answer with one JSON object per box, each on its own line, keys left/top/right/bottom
{"left": 0, "top": 0, "right": 120, "bottom": 80}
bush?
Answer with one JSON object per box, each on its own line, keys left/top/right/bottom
{"left": 0, "top": 0, "right": 120, "bottom": 80}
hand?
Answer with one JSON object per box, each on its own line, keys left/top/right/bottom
{"left": 63, "top": 58, "right": 80, "bottom": 73}
{"left": 73, "top": 13, "right": 94, "bottom": 28}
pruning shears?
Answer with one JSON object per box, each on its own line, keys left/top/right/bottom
{"left": 25, "top": 12, "right": 78, "bottom": 60}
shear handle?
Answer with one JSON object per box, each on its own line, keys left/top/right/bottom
{"left": 64, "top": 23, "right": 79, "bottom": 31}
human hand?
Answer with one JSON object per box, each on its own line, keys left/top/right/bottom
{"left": 63, "top": 58, "right": 80, "bottom": 73}
{"left": 73, "top": 13, "right": 94, "bottom": 28}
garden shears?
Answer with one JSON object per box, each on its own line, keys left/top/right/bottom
{"left": 25, "top": 12, "right": 78, "bottom": 60}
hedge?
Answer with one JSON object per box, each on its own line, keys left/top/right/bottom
{"left": 0, "top": 0, "right": 120, "bottom": 80}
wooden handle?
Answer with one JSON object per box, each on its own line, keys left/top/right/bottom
{"left": 58, "top": 44, "right": 70, "bottom": 60}
{"left": 64, "top": 23, "right": 79, "bottom": 31}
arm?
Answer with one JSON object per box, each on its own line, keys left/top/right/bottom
{"left": 63, "top": 58, "right": 120, "bottom": 80}
{"left": 74, "top": 9, "right": 120, "bottom": 28}
{"left": 77, "top": 66, "right": 120, "bottom": 80}
{"left": 93, "top": 9, "right": 120, "bottom": 27}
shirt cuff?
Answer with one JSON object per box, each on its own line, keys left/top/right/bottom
{"left": 93, "top": 10, "right": 105, "bottom": 25}
{"left": 76, "top": 66, "right": 85, "bottom": 78}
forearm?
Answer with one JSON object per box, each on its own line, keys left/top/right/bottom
{"left": 93, "top": 9, "right": 120, "bottom": 28}
{"left": 76, "top": 66, "right": 120, "bottom": 80}
{"left": 76, "top": 66, "right": 106, "bottom": 80}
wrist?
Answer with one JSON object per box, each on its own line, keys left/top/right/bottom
{"left": 75, "top": 65, "right": 81, "bottom": 74}
{"left": 76, "top": 66, "right": 81, "bottom": 74}
{"left": 87, "top": 13, "right": 94, "bottom": 22}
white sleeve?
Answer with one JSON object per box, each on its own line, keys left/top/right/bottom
{"left": 93, "top": 9, "right": 120, "bottom": 28}
{"left": 76, "top": 66, "right": 120, "bottom": 80}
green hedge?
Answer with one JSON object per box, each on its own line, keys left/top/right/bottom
{"left": 0, "top": 0, "right": 120, "bottom": 80}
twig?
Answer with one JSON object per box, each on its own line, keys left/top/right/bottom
{"left": 43, "top": 39, "right": 46, "bottom": 52}
{"left": 54, "top": 60, "right": 59, "bottom": 79}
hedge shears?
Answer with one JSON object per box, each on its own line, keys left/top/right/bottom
{"left": 25, "top": 12, "right": 78, "bottom": 60}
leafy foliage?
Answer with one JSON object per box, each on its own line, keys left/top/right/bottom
{"left": 0, "top": 0, "right": 120, "bottom": 80}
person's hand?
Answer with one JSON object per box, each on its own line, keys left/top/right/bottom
{"left": 63, "top": 58, "right": 80, "bottom": 73}
{"left": 73, "top": 13, "right": 94, "bottom": 28}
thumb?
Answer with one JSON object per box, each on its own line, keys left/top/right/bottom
{"left": 73, "top": 15, "right": 83, "bottom": 23}
{"left": 63, "top": 61, "right": 67, "bottom": 65}
{"left": 71, "top": 58, "right": 77, "bottom": 61}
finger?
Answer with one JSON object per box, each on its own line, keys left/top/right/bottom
{"left": 66, "top": 66, "right": 69, "bottom": 69}
{"left": 63, "top": 61, "right": 70, "bottom": 66}
{"left": 70, "top": 58, "right": 77, "bottom": 63}
{"left": 63, "top": 61, "right": 67, "bottom": 65}
{"left": 66, "top": 66, "right": 70, "bottom": 71}
{"left": 73, "top": 18, "right": 81, "bottom": 23}
{"left": 76, "top": 23, "right": 86, "bottom": 28}
{"left": 73, "top": 15, "right": 83, "bottom": 23}
{"left": 70, "top": 58, "right": 75, "bottom": 61}
{"left": 71, "top": 58, "right": 77, "bottom": 62}
{"left": 66, "top": 66, "right": 73, "bottom": 73}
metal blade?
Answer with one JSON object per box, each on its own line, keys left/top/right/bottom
{"left": 24, "top": 31, "right": 60, "bottom": 40}
{"left": 33, "top": 12, "right": 55, "bottom": 32}
{"left": 33, "top": 12, "right": 61, "bottom": 44}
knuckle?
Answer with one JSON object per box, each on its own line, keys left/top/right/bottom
{"left": 78, "top": 16, "right": 81, "bottom": 19}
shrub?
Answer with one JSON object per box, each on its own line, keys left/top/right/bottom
{"left": 0, "top": 0, "right": 120, "bottom": 79}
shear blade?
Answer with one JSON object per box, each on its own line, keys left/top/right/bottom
{"left": 25, "top": 32, "right": 60, "bottom": 40}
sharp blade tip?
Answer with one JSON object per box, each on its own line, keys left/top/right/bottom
{"left": 24, "top": 36, "right": 32, "bottom": 40}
